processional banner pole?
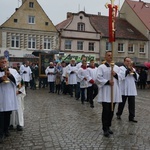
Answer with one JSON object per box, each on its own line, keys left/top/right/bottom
{"left": 105, "top": 0, "right": 118, "bottom": 111}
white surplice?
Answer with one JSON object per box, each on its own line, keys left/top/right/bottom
{"left": 67, "top": 64, "right": 78, "bottom": 85}
{"left": 96, "top": 64, "right": 122, "bottom": 103}
{"left": 45, "top": 67, "right": 55, "bottom": 82}
{"left": 119, "top": 66, "right": 139, "bottom": 96}
{"left": 0, "top": 68, "right": 18, "bottom": 111}
{"left": 10, "top": 85, "right": 26, "bottom": 127}
{"left": 20, "top": 65, "right": 32, "bottom": 82}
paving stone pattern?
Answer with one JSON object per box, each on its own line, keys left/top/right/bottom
{"left": 0, "top": 88, "right": 150, "bottom": 150}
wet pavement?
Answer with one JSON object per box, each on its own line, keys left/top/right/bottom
{"left": 0, "top": 88, "right": 150, "bottom": 150}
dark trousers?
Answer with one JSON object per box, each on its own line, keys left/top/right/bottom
{"left": 63, "top": 82, "right": 69, "bottom": 94}
{"left": 55, "top": 84, "right": 61, "bottom": 94}
{"left": 39, "top": 78, "right": 48, "bottom": 88}
{"left": 80, "top": 88, "right": 86, "bottom": 102}
{"left": 24, "top": 81, "right": 29, "bottom": 91}
{"left": 102, "top": 102, "right": 115, "bottom": 131}
{"left": 116, "top": 95, "right": 135, "bottom": 120}
{"left": 87, "top": 84, "right": 98, "bottom": 106}
{"left": 76, "top": 82, "right": 81, "bottom": 99}
{"left": 69, "top": 84, "right": 77, "bottom": 97}
{"left": 49, "top": 82, "right": 54, "bottom": 93}
{"left": 0, "top": 111, "right": 12, "bottom": 138}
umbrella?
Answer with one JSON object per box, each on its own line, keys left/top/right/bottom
{"left": 32, "top": 50, "right": 46, "bottom": 57}
{"left": 134, "top": 63, "right": 148, "bottom": 69}
{"left": 144, "top": 62, "right": 150, "bottom": 69}
{"left": 47, "top": 50, "right": 59, "bottom": 55}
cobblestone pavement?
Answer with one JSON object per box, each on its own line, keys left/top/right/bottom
{"left": 0, "top": 88, "right": 150, "bottom": 150}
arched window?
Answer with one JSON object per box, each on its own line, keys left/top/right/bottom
{"left": 77, "top": 23, "right": 85, "bottom": 31}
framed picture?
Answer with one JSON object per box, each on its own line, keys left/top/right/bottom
{"left": 39, "top": 53, "right": 54, "bottom": 77}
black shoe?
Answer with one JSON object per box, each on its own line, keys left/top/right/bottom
{"left": 5, "top": 131, "right": 10, "bottom": 137}
{"left": 0, "top": 136, "right": 4, "bottom": 144}
{"left": 90, "top": 105, "right": 94, "bottom": 108}
{"left": 76, "top": 97, "right": 79, "bottom": 100}
{"left": 9, "top": 125, "right": 14, "bottom": 130}
{"left": 129, "top": 119, "right": 137, "bottom": 123}
{"left": 108, "top": 128, "right": 113, "bottom": 134}
{"left": 17, "top": 125, "right": 23, "bottom": 131}
{"left": 103, "top": 131, "right": 110, "bottom": 137}
{"left": 117, "top": 115, "right": 121, "bottom": 120}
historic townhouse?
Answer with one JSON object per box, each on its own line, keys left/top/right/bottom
{"left": 56, "top": 11, "right": 148, "bottom": 63}
{"left": 119, "top": 0, "right": 150, "bottom": 62}
{"left": 0, "top": 0, "right": 59, "bottom": 61}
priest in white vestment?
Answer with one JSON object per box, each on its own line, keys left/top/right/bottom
{"left": 96, "top": 51, "right": 122, "bottom": 137}
{"left": 0, "top": 57, "right": 19, "bottom": 143}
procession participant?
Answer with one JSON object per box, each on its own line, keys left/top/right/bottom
{"left": 45, "top": 62, "right": 55, "bottom": 93}
{"left": 19, "top": 60, "right": 32, "bottom": 90}
{"left": 10, "top": 79, "right": 26, "bottom": 131}
{"left": 96, "top": 51, "right": 122, "bottom": 137}
{"left": 77, "top": 60, "right": 89, "bottom": 104}
{"left": 67, "top": 58, "right": 78, "bottom": 97}
{"left": 116, "top": 57, "right": 139, "bottom": 123}
{"left": 76, "top": 56, "right": 87, "bottom": 100}
{"left": 0, "top": 56, "right": 18, "bottom": 143}
{"left": 87, "top": 59, "right": 98, "bottom": 108}
{"left": 62, "top": 62, "right": 69, "bottom": 95}
{"left": 54, "top": 62, "right": 63, "bottom": 95}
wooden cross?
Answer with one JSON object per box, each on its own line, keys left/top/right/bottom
{"left": 110, "top": 0, "right": 115, "bottom": 6}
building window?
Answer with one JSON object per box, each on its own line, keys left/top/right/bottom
{"left": 128, "top": 44, "right": 134, "bottom": 53}
{"left": 28, "top": 16, "right": 35, "bottom": 24}
{"left": 77, "top": 23, "right": 85, "bottom": 31}
{"left": 29, "top": 2, "right": 34, "bottom": 8}
{"left": 139, "top": 44, "right": 145, "bottom": 53}
{"left": 88, "top": 42, "right": 94, "bottom": 51}
{"left": 11, "top": 35, "right": 20, "bottom": 48}
{"left": 118, "top": 43, "right": 124, "bottom": 52}
{"left": 77, "top": 41, "right": 83, "bottom": 50}
{"left": 14, "top": 19, "right": 18, "bottom": 23}
{"left": 65, "top": 40, "right": 72, "bottom": 50}
{"left": 44, "top": 38, "right": 51, "bottom": 49}
{"left": 106, "top": 42, "right": 111, "bottom": 51}
{"left": 45, "top": 22, "right": 49, "bottom": 26}
{"left": 28, "top": 37, "right": 36, "bottom": 49}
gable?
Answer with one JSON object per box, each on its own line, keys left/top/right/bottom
{"left": 56, "top": 11, "right": 97, "bottom": 33}
{"left": 126, "top": 0, "right": 150, "bottom": 30}
{"left": 1, "top": 0, "right": 57, "bottom": 32}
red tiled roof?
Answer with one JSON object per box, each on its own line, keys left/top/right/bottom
{"left": 90, "top": 15, "right": 148, "bottom": 40}
{"left": 126, "top": 0, "right": 150, "bottom": 30}
{"left": 56, "top": 12, "right": 148, "bottom": 41}
{"left": 56, "top": 17, "right": 73, "bottom": 30}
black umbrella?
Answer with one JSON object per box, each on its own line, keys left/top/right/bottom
{"left": 135, "top": 63, "right": 148, "bottom": 69}
{"left": 32, "top": 50, "right": 46, "bottom": 57}
{"left": 47, "top": 50, "right": 59, "bottom": 55}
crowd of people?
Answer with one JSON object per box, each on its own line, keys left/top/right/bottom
{"left": 1, "top": 51, "right": 148, "bottom": 143}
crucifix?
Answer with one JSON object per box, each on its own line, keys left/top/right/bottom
{"left": 105, "top": 0, "right": 118, "bottom": 111}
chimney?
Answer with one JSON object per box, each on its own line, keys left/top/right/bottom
{"left": 67, "top": 12, "right": 72, "bottom": 19}
{"left": 98, "top": 12, "right": 101, "bottom": 16}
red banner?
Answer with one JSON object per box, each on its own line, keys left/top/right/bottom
{"left": 108, "top": 4, "right": 118, "bottom": 42}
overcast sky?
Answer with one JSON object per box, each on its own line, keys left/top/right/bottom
{"left": 0, "top": 0, "right": 149, "bottom": 26}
